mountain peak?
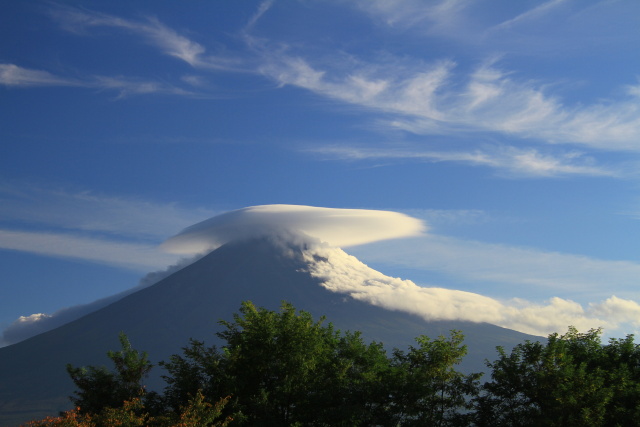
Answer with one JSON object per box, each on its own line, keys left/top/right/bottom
{"left": 0, "top": 233, "right": 539, "bottom": 426}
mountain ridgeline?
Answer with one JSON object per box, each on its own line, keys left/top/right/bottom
{"left": 0, "top": 237, "right": 539, "bottom": 425}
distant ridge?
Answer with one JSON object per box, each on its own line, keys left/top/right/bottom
{"left": 0, "top": 237, "right": 539, "bottom": 426}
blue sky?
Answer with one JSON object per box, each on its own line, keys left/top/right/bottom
{"left": 2, "top": 0, "right": 640, "bottom": 343}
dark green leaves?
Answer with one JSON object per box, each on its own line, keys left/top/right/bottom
{"left": 475, "top": 327, "right": 640, "bottom": 427}
{"left": 66, "top": 332, "right": 152, "bottom": 415}
{"left": 162, "top": 301, "right": 479, "bottom": 426}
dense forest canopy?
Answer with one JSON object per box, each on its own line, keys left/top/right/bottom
{"left": 24, "top": 301, "right": 640, "bottom": 427}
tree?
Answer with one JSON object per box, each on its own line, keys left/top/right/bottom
{"left": 161, "top": 301, "right": 395, "bottom": 426}
{"left": 159, "top": 339, "right": 225, "bottom": 416}
{"left": 217, "top": 300, "right": 334, "bottom": 424}
{"left": 474, "top": 327, "right": 631, "bottom": 427}
{"left": 389, "top": 331, "right": 481, "bottom": 426}
{"left": 160, "top": 301, "right": 486, "bottom": 426}
{"left": 66, "top": 332, "right": 152, "bottom": 415}
{"left": 597, "top": 333, "right": 640, "bottom": 425}
{"left": 300, "top": 330, "right": 393, "bottom": 426}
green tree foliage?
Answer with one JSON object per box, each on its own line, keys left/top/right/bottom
{"left": 389, "top": 331, "right": 481, "bottom": 426}
{"left": 66, "top": 332, "right": 153, "bottom": 415}
{"left": 217, "top": 301, "right": 338, "bottom": 424}
{"left": 159, "top": 339, "right": 224, "bottom": 416}
{"left": 161, "top": 301, "right": 397, "bottom": 426}
{"left": 310, "top": 330, "right": 392, "bottom": 425}
{"left": 474, "top": 326, "right": 640, "bottom": 427}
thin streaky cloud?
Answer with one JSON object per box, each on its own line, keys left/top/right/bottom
{"left": 0, "top": 229, "right": 178, "bottom": 272}
{"left": 50, "top": 4, "right": 203, "bottom": 63}
{"left": 0, "top": 63, "right": 195, "bottom": 97}
{"left": 50, "top": 5, "right": 242, "bottom": 71}
{"left": 142, "top": 17, "right": 207, "bottom": 66}
{"left": 0, "top": 183, "right": 215, "bottom": 240}
{"left": 93, "top": 76, "right": 193, "bottom": 98}
{"left": 352, "top": 0, "right": 610, "bottom": 52}
{"left": 309, "top": 145, "right": 615, "bottom": 178}
{"left": 489, "top": 0, "right": 568, "bottom": 31}
{"left": 352, "top": 0, "right": 471, "bottom": 30}
{"left": 0, "top": 64, "right": 84, "bottom": 87}
{"left": 406, "top": 208, "right": 490, "bottom": 227}
{"left": 245, "top": 0, "right": 274, "bottom": 31}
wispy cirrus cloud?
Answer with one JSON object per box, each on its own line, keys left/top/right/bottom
{"left": 0, "top": 64, "right": 83, "bottom": 87}
{"left": 0, "top": 63, "right": 193, "bottom": 97}
{"left": 350, "top": 0, "right": 471, "bottom": 32}
{"left": 50, "top": 6, "right": 203, "bottom": 65}
{"left": 490, "top": 0, "right": 568, "bottom": 31}
{"left": 21, "top": 3, "right": 640, "bottom": 153}
{"left": 50, "top": 4, "right": 242, "bottom": 71}
{"left": 309, "top": 144, "right": 615, "bottom": 178}
{"left": 1, "top": 4, "right": 248, "bottom": 98}
{"left": 91, "top": 75, "right": 192, "bottom": 98}
{"left": 350, "top": 0, "right": 635, "bottom": 55}
{"left": 260, "top": 54, "right": 640, "bottom": 151}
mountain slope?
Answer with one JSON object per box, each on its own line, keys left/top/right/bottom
{"left": 0, "top": 237, "right": 539, "bottom": 425}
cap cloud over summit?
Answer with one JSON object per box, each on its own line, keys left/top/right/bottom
{"left": 162, "top": 205, "right": 427, "bottom": 254}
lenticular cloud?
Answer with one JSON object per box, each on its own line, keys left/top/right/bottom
{"left": 162, "top": 204, "right": 426, "bottom": 254}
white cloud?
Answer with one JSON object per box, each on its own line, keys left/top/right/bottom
{"left": 0, "top": 63, "right": 194, "bottom": 97}
{"left": 589, "top": 296, "right": 640, "bottom": 327}
{"left": 163, "top": 205, "right": 426, "bottom": 254}
{"left": 36, "top": 5, "right": 640, "bottom": 152}
{"left": 489, "top": 0, "right": 568, "bottom": 31}
{"left": 245, "top": 0, "right": 274, "bottom": 31}
{"left": 92, "top": 76, "right": 193, "bottom": 98}
{"left": 13, "top": 313, "right": 51, "bottom": 325}
{"left": 309, "top": 144, "right": 614, "bottom": 178}
{"left": 0, "top": 64, "right": 83, "bottom": 87}
{"left": 140, "top": 17, "right": 207, "bottom": 66}
{"left": 350, "top": 235, "right": 640, "bottom": 301}
{"left": 350, "top": 0, "right": 633, "bottom": 55}
{"left": 409, "top": 208, "right": 490, "bottom": 227}
{"left": 261, "top": 54, "right": 640, "bottom": 151}
{"left": 0, "top": 229, "right": 177, "bottom": 272}
{"left": 303, "top": 244, "right": 640, "bottom": 337}
{"left": 50, "top": 5, "right": 241, "bottom": 71}
{"left": 351, "top": 0, "right": 471, "bottom": 32}
{"left": 0, "top": 183, "right": 213, "bottom": 239}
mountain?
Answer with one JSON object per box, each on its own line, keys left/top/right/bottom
{"left": 0, "top": 237, "right": 540, "bottom": 426}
